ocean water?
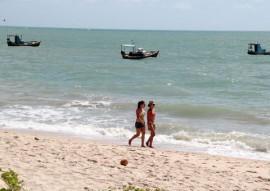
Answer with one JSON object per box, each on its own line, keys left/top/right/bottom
{"left": 1, "top": 27, "right": 270, "bottom": 160}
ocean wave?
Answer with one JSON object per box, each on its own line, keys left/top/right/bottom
{"left": 0, "top": 119, "right": 101, "bottom": 137}
{"left": 1, "top": 102, "right": 270, "bottom": 160}
{"left": 172, "top": 130, "right": 270, "bottom": 153}
{"left": 156, "top": 103, "right": 270, "bottom": 127}
{"left": 64, "top": 100, "right": 111, "bottom": 109}
{"left": 63, "top": 95, "right": 112, "bottom": 110}
{"left": 158, "top": 103, "right": 233, "bottom": 118}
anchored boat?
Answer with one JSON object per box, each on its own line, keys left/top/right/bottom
{"left": 7, "top": 34, "right": 41, "bottom": 47}
{"left": 121, "top": 44, "right": 159, "bottom": 59}
{"left": 247, "top": 43, "right": 270, "bottom": 55}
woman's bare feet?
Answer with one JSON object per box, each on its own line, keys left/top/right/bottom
{"left": 128, "top": 139, "right": 131, "bottom": 146}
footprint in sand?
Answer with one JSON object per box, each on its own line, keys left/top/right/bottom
{"left": 87, "top": 159, "right": 98, "bottom": 163}
{"left": 257, "top": 176, "right": 270, "bottom": 182}
{"left": 246, "top": 170, "right": 257, "bottom": 174}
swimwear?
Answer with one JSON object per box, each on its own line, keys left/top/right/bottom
{"left": 140, "top": 109, "right": 146, "bottom": 117}
{"left": 147, "top": 123, "right": 156, "bottom": 131}
{"left": 148, "top": 110, "right": 155, "bottom": 117}
{"left": 147, "top": 109, "right": 156, "bottom": 131}
{"left": 135, "top": 121, "right": 144, "bottom": 129}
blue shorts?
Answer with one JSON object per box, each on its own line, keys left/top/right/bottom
{"left": 135, "top": 121, "right": 144, "bottom": 129}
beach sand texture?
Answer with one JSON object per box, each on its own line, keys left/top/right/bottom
{"left": 0, "top": 130, "right": 270, "bottom": 191}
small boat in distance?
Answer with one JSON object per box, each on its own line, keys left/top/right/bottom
{"left": 7, "top": 34, "right": 41, "bottom": 47}
{"left": 121, "top": 44, "right": 159, "bottom": 59}
{"left": 247, "top": 43, "right": 270, "bottom": 55}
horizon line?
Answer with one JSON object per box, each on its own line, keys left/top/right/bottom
{"left": 1, "top": 25, "right": 270, "bottom": 32}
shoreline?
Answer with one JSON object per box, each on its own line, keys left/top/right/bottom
{"left": 3, "top": 127, "right": 270, "bottom": 162}
{"left": 1, "top": 128, "right": 270, "bottom": 191}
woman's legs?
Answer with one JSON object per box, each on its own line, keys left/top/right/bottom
{"left": 149, "top": 128, "right": 155, "bottom": 147}
{"left": 141, "top": 127, "right": 145, "bottom": 147}
{"left": 146, "top": 125, "right": 155, "bottom": 148}
{"left": 129, "top": 128, "right": 141, "bottom": 145}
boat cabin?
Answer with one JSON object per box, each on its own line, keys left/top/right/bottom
{"left": 248, "top": 43, "right": 266, "bottom": 54}
{"left": 7, "top": 34, "right": 23, "bottom": 45}
{"left": 121, "top": 44, "right": 145, "bottom": 55}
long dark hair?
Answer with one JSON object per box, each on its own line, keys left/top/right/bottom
{"left": 137, "top": 101, "right": 145, "bottom": 109}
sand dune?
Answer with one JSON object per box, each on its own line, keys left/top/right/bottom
{"left": 0, "top": 129, "right": 270, "bottom": 191}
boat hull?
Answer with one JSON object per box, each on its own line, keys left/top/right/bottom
{"left": 248, "top": 51, "right": 270, "bottom": 55}
{"left": 121, "top": 51, "right": 159, "bottom": 59}
{"left": 7, "top": 41, "right": 41, "bottom": 47}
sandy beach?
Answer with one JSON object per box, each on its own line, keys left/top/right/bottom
{"left": 0, "top": 129, "right": 270, "bottom": 191}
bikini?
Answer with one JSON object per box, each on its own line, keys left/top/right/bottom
{"left": 135, "top": 109, "right": 145, "bottom": 128}
{"left": 147, "top": 109, "right": 156, "bottom": 128}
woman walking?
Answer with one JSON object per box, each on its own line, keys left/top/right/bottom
{"left": 146, "top": 101, "right": 156, "bottom": 148}
{"left": 129, "top": 101, "right": 146, "bottom": 147}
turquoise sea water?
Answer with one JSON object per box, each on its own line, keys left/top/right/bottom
{"left": 1, "top": 27, "right": 270, "bottom": 160}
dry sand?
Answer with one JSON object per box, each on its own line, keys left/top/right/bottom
{"left": 0, "top": 129, "right": 270, "bottom": 191}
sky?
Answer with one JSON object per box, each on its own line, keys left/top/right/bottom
{"left": 0, "top": 0, "right": 270, "bottom": 31}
